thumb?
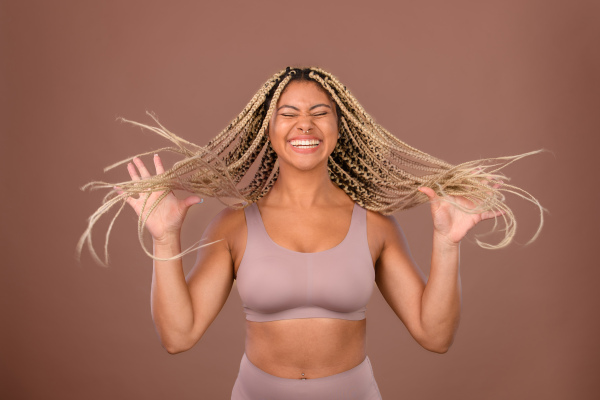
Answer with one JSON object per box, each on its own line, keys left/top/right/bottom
{"left": 418, "top": 187, "right": 443, "bottom": 216}
{"left": 182, "top": 196, "right": 203, "bottom": 209}
{"left": 418, "top": 187, "right": 437, "bottom": 201}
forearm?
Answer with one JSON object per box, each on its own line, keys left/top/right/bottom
{"left": 420, "top": 232, "right": 462, "bottom": 352}
{"left": 151, "top": 234, "right": 195, "bottom": 353}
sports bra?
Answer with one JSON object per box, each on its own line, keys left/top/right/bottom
{"left": 235, "top": 202, "right": 375, "bottom": 322}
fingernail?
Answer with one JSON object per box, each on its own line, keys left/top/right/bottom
{"left": 197, "top": 199, "right": 204, "bottom": 204}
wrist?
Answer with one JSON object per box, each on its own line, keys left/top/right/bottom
{"left": 153, "top": 231, "right": 181, "bottom": 247}
{"left": 433, "top": 230, "right": 460, "bottom": 249}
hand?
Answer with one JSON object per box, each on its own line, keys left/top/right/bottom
{"left": 115, "top": 155, "right": 202, "bottom": 243}
{"left": 418, "top": 180, "right": 504, "bottom": 245}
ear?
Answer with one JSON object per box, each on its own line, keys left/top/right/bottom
{"left": 334, "top": 104, "right": 342, "bottom": 129}
{"left": 266, "top": 122, "right": 272, "bottom": 141}
{"left": 264, "top": 110, "right": 272, "bottom": 133}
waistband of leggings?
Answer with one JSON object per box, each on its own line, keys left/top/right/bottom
{"left": 241, "top": 353, "right": 372, "bottom": 383}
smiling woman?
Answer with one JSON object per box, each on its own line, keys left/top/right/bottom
{"left": 268, "top": 81, "right": 340, "bottom": 171}
{"left": 79, "top": 66, "right": 545, "bottom": 399}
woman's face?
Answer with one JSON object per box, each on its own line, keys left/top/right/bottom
{"left": 267, "top": 81, "right": 339, "bottom": 172}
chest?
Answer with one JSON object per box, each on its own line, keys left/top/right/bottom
{"left": 235, "top": 201, "right": 375, "bottom": 314}
{"left": 259, "top": 207, "right": 354, "bottom": 253}
{"left": 236, "top": 247, "right": 375, "bottom": 318}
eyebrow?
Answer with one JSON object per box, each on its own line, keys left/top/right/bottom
{"left": 277, "top": 104, "right": 332, "bottom": 111}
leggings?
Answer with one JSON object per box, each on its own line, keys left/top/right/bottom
{"left": 231, "top": 353, "right": 383, "bottom": 400}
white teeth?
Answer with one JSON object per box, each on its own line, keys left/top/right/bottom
{"left": 289, "top": 139, "right": 320, "bottom": 147}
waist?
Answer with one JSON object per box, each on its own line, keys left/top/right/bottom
{"left": 244, "top": 318, "right": 367, "bottom": 379}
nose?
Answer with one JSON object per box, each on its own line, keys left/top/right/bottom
{"left": 297, "top": 126, "right": 312, "bottom": 134}
{"left": 296, "top": 115, "right": 315, "bottom": 135}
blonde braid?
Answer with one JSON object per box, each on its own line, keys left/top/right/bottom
{"left": 79, "top": 66, "right": 545, "bottom": 265}
{"left": 228, "top": 74, "right": 292, "bottom": 170}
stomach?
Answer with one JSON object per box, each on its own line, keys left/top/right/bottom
{"left": 244, "top": 317, "right": 367, "bottom": 379}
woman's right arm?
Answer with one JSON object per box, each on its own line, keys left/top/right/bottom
{"left": 151, "top": 209, "right": 239, "bottom": 354}
{"left": 122, "top": 155, "right": 240, "bottom": 354}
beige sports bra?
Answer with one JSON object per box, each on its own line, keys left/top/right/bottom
{"left": 235, "top": 202, "right": 375, "bottom": 322}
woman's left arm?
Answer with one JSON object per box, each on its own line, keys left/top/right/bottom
{"left": 373, "top": 184, "right": 502, "bottom": 354}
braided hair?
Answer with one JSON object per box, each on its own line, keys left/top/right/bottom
{"left": 79, "top": 67, "right": 545, "bottom": 265}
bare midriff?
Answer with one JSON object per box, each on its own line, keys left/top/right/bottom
{"left": 244, "top": 318, "right": 367, "bottom": 379}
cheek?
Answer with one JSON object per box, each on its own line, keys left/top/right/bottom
{"left": 269, "top": 117, "right": 295, "bottom": 137}
{"left": 319, "top": 118, "right": 339, "bottom": 134}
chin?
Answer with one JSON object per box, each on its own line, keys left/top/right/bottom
{"left": 281, "top": 159, "right": 328, "bottom": 172}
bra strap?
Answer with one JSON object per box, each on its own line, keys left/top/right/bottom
{"left": 343, "top": 204, "right": 371, "bottom": 262}
{"left": 243, "top": 203, "right": 269, "bottom": 250}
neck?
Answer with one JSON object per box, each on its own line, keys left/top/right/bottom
{"left": 266, "top": 162, "right": 339, "bottom": 208}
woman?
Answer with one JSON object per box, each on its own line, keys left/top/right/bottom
{"left": 80, "top": 67, "right": 543, "bottom": 399}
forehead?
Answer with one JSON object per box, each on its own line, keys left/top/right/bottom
{"left": 277, "top": 81, "right": 333, "bottom": 105}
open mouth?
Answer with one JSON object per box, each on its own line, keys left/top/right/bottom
{"left": 289, "top": 139, "right": 321, "bottom": 149}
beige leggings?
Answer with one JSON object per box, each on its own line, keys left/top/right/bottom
{"left": 231, "top": 353, "right": 383, "bottom": 400}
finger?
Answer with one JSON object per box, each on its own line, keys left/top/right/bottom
{"left": 418, "top": 187, "right": 438, "bottom": 201}
{"left": 483, "top": 179, "right": 503, "bottom": 196}
{"left": 114, "top": 186, "right": 137, "bottom": 208}
{"left": 132, "top": 157, "right": 152, "bottom": 179}
{"left": 471, "top": 167, "right": 484, "bottom": 179}
{"left": 480, "top": 209, "right": 505, "bottom": 220}
{"left": 154, "top": 154, "right": 165, "bottom": 175}
{"left": 125, "top": 196, "right": 136, "bottom": 208}
{"left": 127, "top": 162, "right": 141, "bottom": 181}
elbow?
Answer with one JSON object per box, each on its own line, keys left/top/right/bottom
{"left": 157, "top": 329, "right": 203, "bottom": 354}
{"left": 165, "top": 345, "right": 185, "bottom": 355}
{"left": 426, "top": 343, "right": 451, "bottom": 354}
{"left": 163, "top": 341, "right": 192, "bottom": 355}
{"left": 418, "top": 318, "right": 460, "bottom": 354}
{"left": 420, "top": 335, "right": 455, "bottom": 354}
{"left": 161, "top": 335, "right": 197, "bottom": 355}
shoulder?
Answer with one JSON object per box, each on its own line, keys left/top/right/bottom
{"left": 200, "top": 205, "right": 248, "bottom": 269}
{"left": 203, "top": 206, "right": 247, "bottom": 244}
{"left": 366, "top": 209, "right": 403, "bottom": 240}
{"left": 365, "top": 209, "right": 409, "bottom": 261}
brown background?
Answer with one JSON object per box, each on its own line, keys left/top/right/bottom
{"left": 1, "top": 0, "right": 599, "bottom": 399}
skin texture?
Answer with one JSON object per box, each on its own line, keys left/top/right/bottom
{"left": 120, "top": 81, "right": 503, "bottom": 379}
